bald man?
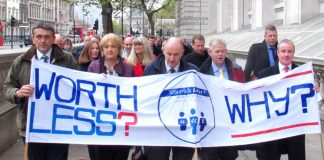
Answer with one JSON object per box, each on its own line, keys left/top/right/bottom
{"left": 54, "top": 34, "right": 64, "bottom": 49}
{"left": 143, "top": 37, "right": 198, "bottom": 160}
{"left": 121, "top": 36, "right": 133, "bottom": 58}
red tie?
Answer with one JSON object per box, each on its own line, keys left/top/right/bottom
{"left": 284, "top": 66, "right": 289, "bottom": 73}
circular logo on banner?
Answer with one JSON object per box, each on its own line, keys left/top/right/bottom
{"left": 158, "top": 71, "right": 215, "bottom": 144}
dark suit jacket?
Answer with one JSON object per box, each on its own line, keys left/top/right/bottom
{"left": 257, "top": 62, "right": 306, "bottom": 160}
{"left": 143, "top": 54, "right": 198, "bottom": 75}
{"left": 244, "top": 40, "right": 278, "bottom": 81}
{"left": 183, "top": 50, "right": 209, "bottom": 68}
{"left": 258, "top": 63, "right": 298, "bottom": 78}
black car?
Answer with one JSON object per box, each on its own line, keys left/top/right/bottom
{"left": 24, "top": 35, "right": 33, "bottom": 46}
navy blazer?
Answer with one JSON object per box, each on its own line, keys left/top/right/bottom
{"left": 244, "top": 40, "right": 278, "bottom": 81}
{"left": 143, "top": 54, "right": 198, "bottom": 76}
{"left": 258, "top": 63, "right": 298, "bottom": 78}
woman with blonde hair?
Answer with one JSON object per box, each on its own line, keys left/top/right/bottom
{"left": 78, "top": 41, "right": 101, "bottom": 71}
{"left": 125, "top": 36, "right": 155, "bottom": 160}
{"left": 125, "top": 36, "right": 155, "bottom": 76}
{"left": 87, "top": 33, "right": 134, "bottom": 160}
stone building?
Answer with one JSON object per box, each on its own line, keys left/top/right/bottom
{"left": 6, "top": 0, "right": 19, "bottom": 37}
{"left": 176, "top": 0, "right": 324, "bottom": 39}
{"left": 0, "top": 0, "right": 5, "bottom": 21}
{"left": 175, "top": 0, "right": 209, "bottom": 40}
{"left": 176, "top": 0, "right": 324, "bottom": 98}
{"left": 4, "top": 0, "right": 72, "bottom": 37}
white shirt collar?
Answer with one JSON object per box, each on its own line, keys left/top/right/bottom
{"left": 165, "top": 60, "right": 180, "bottom": 73}
{"left": 36, "top": 48, "right": 52, "bottom": 63}
{"left": 278, "top": 62, "right": 292, "bottom": 74}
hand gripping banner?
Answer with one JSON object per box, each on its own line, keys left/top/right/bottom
{"left": 26, "top": 60, "right": 321, "bottom": 147}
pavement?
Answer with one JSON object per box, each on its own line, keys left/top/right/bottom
{"left": 0, "top": 43, "right": 28, "bottom": 50}
{"left": 1, "top": 105, "right": 324, "bottom": 160}
{"left": 0, "top": 96, "right": 323, "bottom": 159}
{"left": 0, "top": 133, "right": 323, "bottom": 160}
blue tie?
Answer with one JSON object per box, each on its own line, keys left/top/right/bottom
{"left": 269, "top": 47, "right": 276, "bottom": 66}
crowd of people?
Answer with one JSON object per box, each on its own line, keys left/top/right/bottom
{"left": 3, "top": 21, "right": 320, "bottom": 160}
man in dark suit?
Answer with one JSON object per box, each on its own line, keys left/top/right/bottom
{"left": 244, "top": 25, "right": 278, "bottom": 82}
{"left": 144, "top": 37, "right": 197, "bottom": 160}
{"left": 257, "top": 39, "right": 319, "bottom": 160}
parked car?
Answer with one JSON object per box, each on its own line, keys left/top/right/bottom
{"left": 69, "top": 35, "right": 81, "bottom": 43}
{"left": 24, "top": 35, "right": 33, "bottom": 46}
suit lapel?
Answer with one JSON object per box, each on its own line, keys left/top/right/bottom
{"left": 274, "top": 65, "right": 280, "bottom": 74}
{"left": 261, "top": 41, "right": 271, "bottom": 66}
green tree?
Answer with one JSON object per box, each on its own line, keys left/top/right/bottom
{"left": 140, "top": 0, "right": 172, "bottom": 35}
{"left": 65, "top": 0, "right": 114, "bottom": 34}
{"left": 113, "top": 20, "right": 122, "bottom": 35}
{"left": 153, "top": 0, "right": 175, "bottom": 37}
{"left": 154, "top": 0, "right": 175, "bottom": 19}
{"left": 65, "top": 0, "right": 172, "bottom": 36}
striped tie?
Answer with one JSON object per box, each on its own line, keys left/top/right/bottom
{"left": 40, "top": 55, "right": 48, "bottom": 63}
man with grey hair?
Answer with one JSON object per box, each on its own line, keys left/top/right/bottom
{"left": 143, "top": 37, "right": 198, "bottom": 160}
{"left": 257, "top": 39, "right": 319, "bottom": 160}
{"left": 199, "top": 39, "right": 244, "bottom": 160}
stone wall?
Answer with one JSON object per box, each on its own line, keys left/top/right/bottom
{"left": 0, "top": 50, "right": 26, "bottom": 97}
{"left": 0, "top": 100, "right": 18, "bottom": 155}
{"left": 175, "top": 0, "right": 209, "bottom": 41}
{"left": 0, "top": 50, "right": 25, "bottom": 155}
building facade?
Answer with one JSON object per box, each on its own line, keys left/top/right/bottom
{"left": 3, "top": 0, "right": 73, "bottom": 39}
{"left": 28, "top": 0, "right": 72, "bottom": 35}
{"left": 0, "top": 0, "right": 5, "bottom": 22}
{"left": 6, "top": 0, "right": 19, "bottom": 37}
{"left": 176, "top": 0, "right": 324, "bottom": 40}
{"left": 175, "top": 0, "right": 209, "bottom": 41}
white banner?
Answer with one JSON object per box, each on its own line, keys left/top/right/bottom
{"left": 26, "top": 60, "right": 321, "bottom": 147}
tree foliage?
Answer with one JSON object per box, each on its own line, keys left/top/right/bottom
{"left": 139, "top": 0, "right": 172, "bottom": 35}
{"left": 154, "top": 0, "right": 175, "bottom": 19}
{"left": 65, "top": 0, "right": 173, "bottom": 36}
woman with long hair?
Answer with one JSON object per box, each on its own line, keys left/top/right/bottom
{"left": 125, "top": 36, "right": 155, "bottom": 160}
{"left": 78, "top": 41, "right": 101, "bottom": 71}
{"left": 77, "top": 40, "right": 102, "bottom": 160}
{"left": 125, "top": 36, "right": 155, "bottom": 76}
